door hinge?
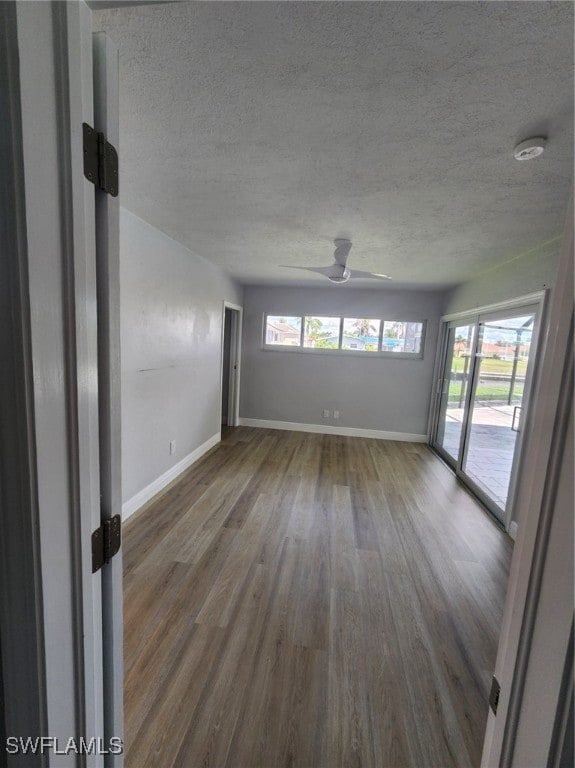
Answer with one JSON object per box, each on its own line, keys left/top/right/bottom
{"left": 83, "top": 123, "right": 118, "bottom": 197}
{"left": 92, "top": 514, "right": 122, "bottom": 573}
{"left": 489, "top": 675, "right": 501, "bottom": 715}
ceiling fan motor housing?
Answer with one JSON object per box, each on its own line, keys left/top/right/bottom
{"left": 328, "top": 266, "right": 351, "bottom": 283}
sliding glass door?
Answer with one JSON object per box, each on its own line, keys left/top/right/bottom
{"left": 435, "top": 323, "right": 475, "bottom": 464}
{"left": 433, "top": 305, "right": 540, "bottom": 524}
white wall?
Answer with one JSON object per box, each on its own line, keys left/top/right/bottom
{"left": 445, "top": 240, "right": 561, "bottom": 315}
{"left": 240, "top": 285, "right": 447, "bottom": 438}
{"left": 121, "top": 208, "right": 242, "bottom": 511}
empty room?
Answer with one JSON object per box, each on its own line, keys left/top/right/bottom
{"left": 1, "top": 2, "right": 573, "bottom": 768}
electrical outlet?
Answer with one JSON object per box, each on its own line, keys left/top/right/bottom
{"left": 333, "top": 410, "right": 340, "bottom": 419}
{"left": 170, "top": 440, "right": 176, "bottom": 455}
{"left": 323, "top": 409, "right": 330, "bottom": 418}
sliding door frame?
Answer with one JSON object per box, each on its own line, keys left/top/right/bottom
{"left": 461, "top": 302, "right": 543, "bottom": 525}
{"left": 429, "top": 291, "right": 547, "bottom": 531}
{"left": 431, "top": 320, "right": 479, "bottom": 471}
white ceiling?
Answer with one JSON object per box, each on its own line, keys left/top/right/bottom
{"left": 94, "top": 1, "right": 573, "bottom": 288}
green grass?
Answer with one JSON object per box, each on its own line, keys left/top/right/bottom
{"left": 448, "top": 355, "right": 527, "bottom": 403}
{"left": 448, "top": 380, "right": 524, "bottom": 404}
{"left": 451, "top": 356, "right": 528, "bottom": 376}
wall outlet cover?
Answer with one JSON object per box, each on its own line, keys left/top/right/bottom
{"left": 333, "top": 410, "right": 340, "bottom": 419}
{"left": 322, "top": 409, "right": 330, "bottom": 418}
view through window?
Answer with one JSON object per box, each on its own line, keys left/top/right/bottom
{"left": 303, "top": 316, "right": 340, "bottom": 348}
{"left": 342, "top": 318, "right": 381, "bottom": 351}
{"left": 265, "top": 316, "right": 302, "bottom": 346}
{"left": 264, "top": 315, "right": 425, "bottom": 355}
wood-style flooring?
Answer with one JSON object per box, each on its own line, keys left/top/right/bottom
{"left": 123, "top": 427, "right": 513, "bottom": 768}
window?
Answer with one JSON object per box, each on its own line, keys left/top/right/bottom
{"left": 303, "top": 316, "right": 340, "bottom": 348}
{"left": 264, "top": 315, "right": 302, "bottom": 346}
{"left": 341, "top": 318, "right": 381, "bottom": 352}
{"left": 381, "top": 321, "right": 423, "bottom": 354}
{"left": 263, "top": 314, "right": 425, "bottom": 357}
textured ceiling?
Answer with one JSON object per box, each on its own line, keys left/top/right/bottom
{"left": 94, "top": 1, "right": 573, "bottom": 288}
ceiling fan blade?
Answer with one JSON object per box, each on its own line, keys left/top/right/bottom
{"left": 280, "top": 264, "right": 333, "bottom": 276}
{"left": 333, "top": 239, "right": 352, "bottom": 267}
{"left": 350, "top": 269, "right": 392, "bottom": 280}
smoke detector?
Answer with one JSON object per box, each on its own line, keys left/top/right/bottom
{"left": 513, "top": 137, "right": 547, "bottom": 161}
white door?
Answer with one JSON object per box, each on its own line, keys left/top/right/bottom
{"left": 0, "top": 2, "right": 122, "bottom": 765}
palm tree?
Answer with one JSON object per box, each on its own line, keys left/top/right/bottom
{"left": 383, "top": 321, "right": 404, "bottom": 339}
{"left": 352, "top": 318, "right": 377, "bottom": 337}
{"left": 305, "top": 317, "right": 324, "bottom": 338}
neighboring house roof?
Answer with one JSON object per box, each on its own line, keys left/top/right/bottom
{"left": 481, "top": 341, "right": 530, "bottom": 355}
{"left": 454, "top": 340, "right": 530, "bottom": 355}
{"left": 267, "top": 321, "right": 300, "bottom": 336}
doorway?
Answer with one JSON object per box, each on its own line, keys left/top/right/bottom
{"left": 221, "top": 302, "right": 243, "bottom": 430}
{"left": 432, "top": 301, "right": 542, "bottom": 525}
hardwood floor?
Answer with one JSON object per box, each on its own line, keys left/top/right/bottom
{"left": 123, "top": 427, "right": 512, "bottom": 768}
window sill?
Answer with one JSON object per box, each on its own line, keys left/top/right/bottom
{"left": 261, "top": 345, "right": 423, "bottom": 360}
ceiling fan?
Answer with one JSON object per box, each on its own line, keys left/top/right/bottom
{"left": 282, "top": 239, "right": 392, "bottom": 284}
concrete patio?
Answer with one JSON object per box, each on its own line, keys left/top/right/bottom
{"left": 439, "top": 403, "right": 520, "bottom": 509}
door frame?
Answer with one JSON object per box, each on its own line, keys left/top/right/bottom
{"left": 0, "top": 2, "right": 121, "bottom": 764}
{"left": 0, "top": 4, "right": 47, "bottom": 759}
{"left": 460, "top": 303, "right": 543, "bottom": 527}
{"left": 429, "top": 291, "right": 547, "bottom": 531}
{"left": 431, "top": 320, "right": 478, "bottom": 472}
{"left": 220, "top": 302, "right": 243, "bottom": 430}
{"left": 93, "top": 30, "right": 123, "bottom": 765}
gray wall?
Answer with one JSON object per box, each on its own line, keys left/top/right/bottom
{"left": 240, "top": 285, "right": 447, "bottom": 436}
{"left": 121, "top": 208, "right": 242, "bottom": 503}
{"left": 444, "top": 240, "right": 561, "bottom": 315}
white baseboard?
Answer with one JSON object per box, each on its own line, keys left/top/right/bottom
{"left": 122, "top": 432, "right": 220, "bottom": 521}
{"left": 508, "top": 521, "right": 518, "bottom": 541}
{"left": 238, "top": 417, "right": 427, "bottom": 443}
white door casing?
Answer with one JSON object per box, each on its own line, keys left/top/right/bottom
{"left": 17, "top": 2, "right": 104, "bottom": 762}
{"left": 0, "top": 2, "right": 123, "bottom": 765}
{"left": 93, "top": 29, "right": 124, "bottom": 768}
{"left": 221, "top": 302, "right": 243, "bottom": 429}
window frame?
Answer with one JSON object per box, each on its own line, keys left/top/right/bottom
{"left": 262, "top": 314, "right": 427, "bottom": 359}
